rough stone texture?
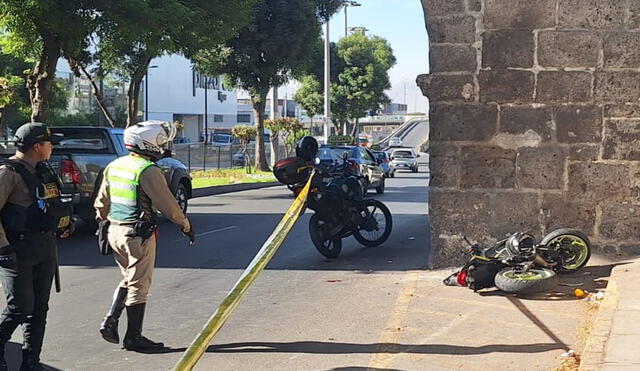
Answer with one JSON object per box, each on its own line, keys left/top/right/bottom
{"left": 605, "top": 104, "right": 640, "bottom": 118}
{"left": 555, "top": 105, "right": 603, "bottom": 144}
{"left": 427, "top": 15, "right": 476, "bottom": 44}
{"left": 460, "top": 146, "right": 516, "bottom": 189}
{"left": 558, "top": 0, "right": 625, "bottom": 29}
{"left": 490, "top": 192, "right": 540, "bottom": 237}
{"left": 630, "top": 1, "right": 640, "bottom": 29}
{"left": 603, "top": 32, "right": 640, "bottom": 68}
{"left": 603, "top": 119, "right": 640, "bottom": 160}
{"left": 568, "top": 145, "right": 600, "bottom": 161}
{"left": 536, "top": 72, "right": 592, "bottom": 103}
{"left": 422, "top": 0, "right": 465, "bottom": 17}
{"left": 428, "top": 144, "right": 460, "bottom": 187}
{"left": 430, "top": 104, "right": 497, "bottom": 142}
{"left": 516, "top": 147, "right": 566, "bottom": 189}
{"left": 479, "top": 70, "right": 534, "bottom": 103}
{"left": 484, "top": 0, "right": 556, "bottom": 30}
{"left": 568, "top": 162, "right": 631, "bottom": 204}
{"left": 538, "top": 31, "right": 600, "bottom": 68}
{"left": 467, "top": 0, "right": 481, "bottom": 12}
{"left": 595, "top": 72, "right": 640, "bottom": 102}
{"left": 541, "top": 193, "right": 596, "bottom": 233}
{"left": 482, "top": 31, "right": 534, "bottom": 68}
{"left": 429, "top": 190, "right": 492, "bottom": 237}
{"left": 419, "top": 74, "right": 475, "bottom": 102}
{"left": 429, "top": 45, "right": 477, "bottom": 73}
{"left": 500, "top": 106, "right": 554, "bottom": 142}
{"left": 600, "top": 203, "right": 640, "bottom": 240}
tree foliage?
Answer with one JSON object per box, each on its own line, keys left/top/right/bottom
{"left": 232, "top": 124, "right": 257, "bottom": 173}
{"left": 293, "top": 75, "right": 323, "bottom": 130}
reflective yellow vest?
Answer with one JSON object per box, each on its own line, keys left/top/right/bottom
{"left": 106, "top": 155, "right": 155, "bottom": 222}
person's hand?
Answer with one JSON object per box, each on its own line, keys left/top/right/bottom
{"left": 0, "top": 251, "right": 17, "bottom": 270}
{"left": 182, "top": 225, "right": 195, "bottom": 246}
{"left": 58, "top": 220, "right": 76, "bottom": 239}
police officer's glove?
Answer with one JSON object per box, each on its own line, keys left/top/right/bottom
{"left": 182, "top": 225, "right": 195, "bottom": 246}
{"left": 0, "top": 251, "right": 17, "bottom": 270}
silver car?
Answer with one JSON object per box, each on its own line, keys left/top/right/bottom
{"left": 390, "top": 149, "right": 419, "bottom": 173}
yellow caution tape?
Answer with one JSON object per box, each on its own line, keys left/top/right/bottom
{"left": 173, "top": 171, "right": 315, "bottom": 371}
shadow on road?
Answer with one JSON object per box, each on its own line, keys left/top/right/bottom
{"left": 4, "top": 342, "right": 62, "bottom": 371}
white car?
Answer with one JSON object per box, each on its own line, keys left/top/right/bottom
{"left": 390, "top": 149, "right": 419, "bottom": 173}
{"left": 388, "top": 137, "right": 402, "bottom": 147}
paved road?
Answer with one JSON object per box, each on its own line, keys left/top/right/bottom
{"left": 2, "top": 166, "right": 430, "bottom": 370}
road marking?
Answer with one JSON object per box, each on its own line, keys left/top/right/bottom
{"left": 172, "top": 226, "right": 237, "bottom": 242}
{"left": 367, "top": 270, "right": 419, "bottom": 370}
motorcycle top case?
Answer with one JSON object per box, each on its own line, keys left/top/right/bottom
{"left": 273, "top": 156, "right": 312, "bottom": 185}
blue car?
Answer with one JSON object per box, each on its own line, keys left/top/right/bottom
{"left": 372, "top": 150, "right": 394, "bottom": 178}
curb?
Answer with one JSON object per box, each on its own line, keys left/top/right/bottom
{"left": 579, "top": 278, "right": 619, "bottom": 370}
{"left": 192, "top": 181, "right": 281, "bottom": 198}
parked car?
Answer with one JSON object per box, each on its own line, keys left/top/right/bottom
{"left": 388, "top": 137, "right": 402, "bottom": 147}
{"left": 318, "top": 145, "right": 385, "bottom": 194}
{"left": 173, "top": 137, "right": 193, "bottom": 144}
{"left": 30, "top": 127, "right": 193, "bottom": 224}
{"left": 210, "top": 133, "right": 236, "bottom": 146}
{"left": 372, "top": 150, "right": 394, "bottom": 178}
{"left": 390, "top": 148, "right": 419, "bottom": 173}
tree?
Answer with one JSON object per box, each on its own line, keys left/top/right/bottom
{"left": 196, "top": 0, "right": 342, "bottom": 172}
{"left": 231, "top": 124, "right": 257, "bottom": 173}
{"left": 293, "top": 75, "right": 323, "bottom": 134}
{"left": 265, "top": 118, "right": 286, "bottom": 164}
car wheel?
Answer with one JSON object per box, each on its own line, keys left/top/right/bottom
{"left": 175, "top": 182, "right": 189, "bottom": 214}
{"left": 361, "top": 178, "right": 369, "bottom": 196}
{"left": 376, "top": 178, "right": 385, "bottom": 194}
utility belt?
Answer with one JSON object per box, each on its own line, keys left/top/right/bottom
{"left": 117, "top": 219, "right": 157, "bottom": 241}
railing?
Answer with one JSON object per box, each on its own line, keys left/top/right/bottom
{"left": 172, "top": 143, "right": 274, "bottom": 172}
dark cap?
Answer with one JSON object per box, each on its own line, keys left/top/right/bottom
{"left": 14, "top": 122, "right": 63, "bottom": 148}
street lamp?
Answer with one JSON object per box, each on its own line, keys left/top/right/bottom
{"left": 347, "top": 26, "right": 369, "bottom": 35}
{"left": 144, "top": 65, "right": 158, "bottom": 121}
{"left": 324, "top": 20, "right": 330, "bottom": 143}
{"left": 343, "top": 1, "right": 361, "bottom": 37}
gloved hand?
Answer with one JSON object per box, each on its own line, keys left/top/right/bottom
{"left": 182, "top": 225, "right": 195, "bottom": 246}
{"left": 0, "top": 251, "right": 17, "bottom": 270}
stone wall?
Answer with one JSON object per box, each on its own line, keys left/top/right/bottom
{"left": 418, "top": 0, "right": 640, "bottom": 267}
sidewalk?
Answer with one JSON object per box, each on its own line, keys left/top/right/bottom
{"left": 580, "top": 257, "right": 640, "bottom": 370}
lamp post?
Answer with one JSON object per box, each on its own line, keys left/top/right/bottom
{"left": 323, "top": 20, "right": 330, "bottom": 144}
{"left": 343, "top": 1, "right": 361, "bottom": 37}
{"left": 144, "top": 65, "right": 158, "bottom": 121}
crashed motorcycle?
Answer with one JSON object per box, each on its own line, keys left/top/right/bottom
{"left": 444, "top": 228, "right": 591, "bottom": 294}
{"left": 273, "top": 137, "right": 393, "bottom": 258}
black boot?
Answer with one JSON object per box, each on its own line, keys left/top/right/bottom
{"left": 122, "top": 304, "right": 164, "bottom": 351}
{"left": 100, "top": 287, "right": 127, "bottom": 344}
{"left": 19, "top": 349, "right": 43, "bottom": 371}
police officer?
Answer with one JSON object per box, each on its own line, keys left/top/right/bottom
{"left": 0, "top": 122, "right": 74, "bottom": 370}
{"left": 94, "top": 121, "right": 194, "bottom": 352}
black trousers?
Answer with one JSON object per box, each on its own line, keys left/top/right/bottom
{"left": 0, "top": 232, "right": 57, "bottom": 359}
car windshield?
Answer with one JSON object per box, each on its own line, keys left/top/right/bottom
{"left": 393, "top": 150, "right": 414, "bottom": 158}
{"left": 52, "top": 129, "right": 110, "bottom": 151}
{"left": 373, "top": 151, "right": 387, "bottom": 160}
{"left": 318, "top": 147, "right": 349, "bottom": 162}
{"left": 212, "top": 134, "right": 231, "bottom": 143}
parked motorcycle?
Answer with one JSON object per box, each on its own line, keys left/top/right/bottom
{"left": 274, "top": 137, "right": 393, "bottom": 258}
{"left": 444, "top": 228, "right": 591, "bottom": 294}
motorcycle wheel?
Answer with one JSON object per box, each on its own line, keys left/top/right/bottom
{"left": 540, "top": 228, "right": 591, "bottom": 273}
{"left": 309, "top": 214, "right": 342, "bottom": 258}
{"left": 353, "top": 199, "right": 393, "bottom": 247}
{"left": 494, "top": 268, "right": 558, "bottom": 294}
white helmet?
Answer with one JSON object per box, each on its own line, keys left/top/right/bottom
{"left": 124, "top": 120, "right": 177, "bottom": 160}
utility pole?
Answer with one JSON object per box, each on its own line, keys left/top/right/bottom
{"left": 323, "top": 20, "right": 331, "bottom": 143}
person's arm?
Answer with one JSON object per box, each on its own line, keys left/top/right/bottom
{"left": 139, "top": 166, "right": 190, "bottom": 232}
{"left": 0, "top": 168, "right": 18, "bottom": 247}
{"left": 93, "top": 170, "right": 111, "bottom": 222}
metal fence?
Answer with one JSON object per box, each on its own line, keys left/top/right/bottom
{"left": 172, "top": 143, "right": 275, "bottom": 172}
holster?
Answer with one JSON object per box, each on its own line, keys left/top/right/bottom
{"left": 125, "top": 220, "right": 157, "bottom": 241}
{"left": 97, "top": 220, "right": 112, "bottom": 255}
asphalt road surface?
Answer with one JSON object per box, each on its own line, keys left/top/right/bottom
{"left": 2, "top": 166, "right": 430, "bottom": 370}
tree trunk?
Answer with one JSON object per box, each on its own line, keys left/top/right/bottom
{"left": 78, "top": 65, "right": 115, "bottom": 127}
{"left": 349, "top": 118, "right": 359, "bottom": 140}
{"left": 252, "top": 97, "right": 270, "bottom": 171}
{"left": 126, "top": 55, "right": 152, "bottom": 127}
{"left": 28, "top": 32, "right": 61, "bottom": 122}
{"left": 270, "top": 132, "right": 280, "bottom": 165}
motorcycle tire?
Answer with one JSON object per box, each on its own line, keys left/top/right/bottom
{"left": 309, "top": 214, "right": 342, "bottom": 258}
{"left": 540, "top": 228, "right": 591, "bottom": 273}
{"left": 353, "top": 199, "right": 393, "bottom": 247}
{"left": 494, "top": 268, "right": 558, "bottom": 294}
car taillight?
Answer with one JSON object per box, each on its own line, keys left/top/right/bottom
{"left": 61, "top": 159, "right": 81, "bottom": 184}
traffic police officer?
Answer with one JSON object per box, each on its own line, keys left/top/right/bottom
{"left": 0, "top": 122, "right": 73, "bottom": 370}
{"left": 94, "top": 121, "right": 194, "bottom": 352}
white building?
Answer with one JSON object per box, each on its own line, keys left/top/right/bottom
{"left": 144, "top": 54, "right": 237, "bottom": 142}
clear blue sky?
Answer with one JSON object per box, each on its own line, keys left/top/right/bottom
{"left": 329, "top": 0, "right": 430, "bottom": 113}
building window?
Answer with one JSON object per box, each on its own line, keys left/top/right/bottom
{"left": 214, "top": 114, "right": 224, "bottom": 123}
{"left": 237, "top": 113, "right": 251, "bottom": 123}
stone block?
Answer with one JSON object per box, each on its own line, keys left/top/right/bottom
{"left": 467, "top": 0, "right": 481, "bottom": 12}
{"left": 536, "top": 71, "right": 592, "bottom": 103}
{"left": 604, "top": 32, "right": 640, "bottom": 68}
{"left": 600, "top": 203, "right": 640, "bottom": 240}
{"left": 516, "top": 147, "right": 566, "bottom": 189}
{"left": 482, "top": 31, "right": 534, "bottom": 69}
{"left": 418, "top": 74, "right": 475, "bottom": 102}
{"left": 430, "top": 104, "right": 498, "bottom": 142}
{"left": 568, "top": 145, "right": 600, "bottom": 161}
{"left": 429, "top": 44, "right": 477, "bottom": 73}
{"left": 490, "top": 192, "right": 540, "bottom": 238}
{"left": 479, "top": 70, "right": 534, "bottom": 103}
{"left": 605, "top": 104, "right": 640, "bottom": 118}
{"left": 595, "top": 71, "right": 640, "bottom": 102}
{"left": 603, "top": 119, "right": 640, "bottom": 160}
{"left": 461, "top": 146, "right": 516, "bottom": 189}
{"left": 428, "top": 15, "right": 476, "bottom": 44}
{"left": 538, "top": 31, "right": 599, "bottom": 68}
{"left": 422, "top": 0, "right": 465, "bottom": 17}
{"left": 568, "top": 162, "right": 631, "bottom": 204}
{"left": 500, "top": 105, "right": 554, "bottom": 142}
{"left": 630, "top": 1, "right": 640, "bottom": 29}
{"left": 428, "top": 144, "right": 459, "bottom": 187}
{"left": 485, "top": 0, "right": 556, "bottom": 30}
{"left": 558, "top": 0, "right": 625, "bottom": 29}
{"left": 429, "top": 189, "right": 492, "bottom": 237}
{"left": 555, "top": 105, "right": 603, "bottom": 143}
{"left": 541, "top": 193, "right": 596, "bottom": 234}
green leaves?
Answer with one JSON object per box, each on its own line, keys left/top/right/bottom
{"left": 294, "top": 75, "right": 323, "bottom": 119}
